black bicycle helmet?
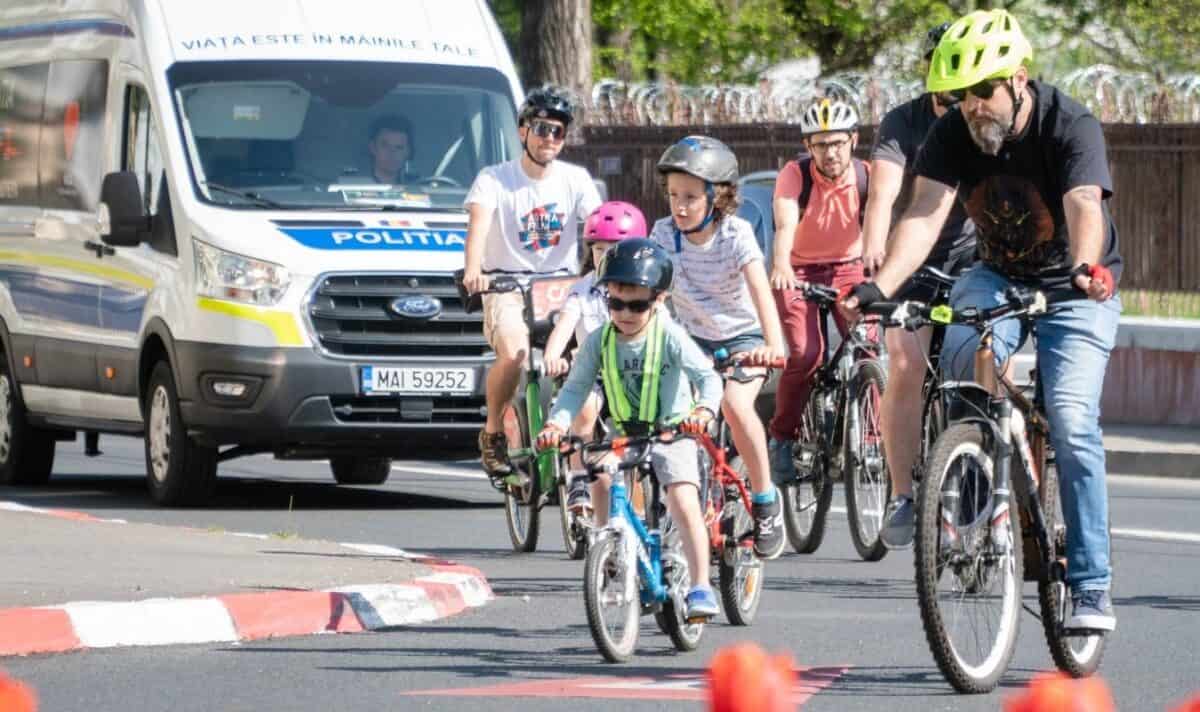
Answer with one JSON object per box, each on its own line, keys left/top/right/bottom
{"left": 519, "top": 84, "right": 576, "bottom": 126}
{"left": 656, "top": 135, "right": 738, "bottom": 184}
{"left": 922, "top": 22, "right": 952, "bottom": 60}
{"left": 597, "top": 238, "right": 673, "bottom": 293}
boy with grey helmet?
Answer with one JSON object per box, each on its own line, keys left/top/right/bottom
{"left": 651, "top": 134, "right": 789, "bottom": 560}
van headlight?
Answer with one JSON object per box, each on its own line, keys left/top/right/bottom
{"left": 194, "top": 239, "right": 290, "bottom": 306}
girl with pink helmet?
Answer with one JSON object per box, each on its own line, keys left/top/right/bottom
{"left": 543, "top": 200, "right": 647, "bottom": 514}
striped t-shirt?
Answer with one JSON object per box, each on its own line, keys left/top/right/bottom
{"left": 649, "top": 215, "right": 764, "bottom": 342}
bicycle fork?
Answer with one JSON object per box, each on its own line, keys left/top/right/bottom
{"left": 607, "top": 478, "right": 665, "bottom": 605}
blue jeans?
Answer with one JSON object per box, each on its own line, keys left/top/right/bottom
{"left": 940, "top": 266, "right": 1122, "bottom": 593}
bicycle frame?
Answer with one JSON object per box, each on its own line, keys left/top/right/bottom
{"left": 693, "top": 431, "right": 754, "bottom": 551}
{"left": 598, "top": 474, "right": 668, "bottom": 605}
{"left": 807, "top": 292, "right": 883, "bottom": 460}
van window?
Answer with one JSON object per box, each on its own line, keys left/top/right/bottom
{"left": 123, "top": 84, "right": 164, "bottom": 216}
{"left": 40, "top": 60, "right": 109, "bottom": 211}
{"left": 0, "top": 63, "right": 48, "bottom": 207}
{"left": 167, "top": 61, "right": 519, "bottom": 212}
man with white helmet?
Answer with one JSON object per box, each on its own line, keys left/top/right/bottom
{"left": 766, "top": 98, "right": 872, "bottom": 487}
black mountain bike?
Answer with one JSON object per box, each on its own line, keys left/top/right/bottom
{"left": 778, "top": 283, "right": 889, "bottom": 561}
{"left": 868, "top": 285, "right": 1109, "bottom": 693}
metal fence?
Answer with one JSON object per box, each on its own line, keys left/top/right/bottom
{"left": 562, "top": 123, "right": 1200, "bottom": 292}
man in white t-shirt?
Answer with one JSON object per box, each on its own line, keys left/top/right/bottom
{"left": 462, "top": 85, "right": 602, "bottom": 479}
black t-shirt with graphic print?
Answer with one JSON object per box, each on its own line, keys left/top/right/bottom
{"left": 871, "top": 95, "right": 976, "bottom": 266}
{"left": 913, "top": 81, "right": 1123, "bottom": 290}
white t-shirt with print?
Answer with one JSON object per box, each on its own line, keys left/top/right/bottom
{"left": 465, "top": 159, "right": 602, "bottom": 274}
{"left": 559, "top": 272, "right": 608, "bottom": 345}
{"left": 649, "top": 215, "right": 765, "bottom": 342}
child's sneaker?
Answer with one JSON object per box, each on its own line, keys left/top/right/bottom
{"left": 685, "top": 586, "right": 719, "bottom": 619}
{"left": 567, "top": 474, "right": 592, "bottom": 513}
{"left": 752, "top": 493, "right": 786, "bottom": 559}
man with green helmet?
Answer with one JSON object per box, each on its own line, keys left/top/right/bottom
{"left": 844, "top": 8, "right": 1123, "bottom": 633}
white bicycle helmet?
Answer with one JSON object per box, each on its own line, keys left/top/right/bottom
{"left": 799, "top": 98, "right": 859, "bottom": 136}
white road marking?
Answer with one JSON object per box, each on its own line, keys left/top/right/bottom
{"left": 391, "top": 463, "right": 487, "bottom": 480}
{"left": 1112, "top": 527, "right": 1200, "bottom": 545}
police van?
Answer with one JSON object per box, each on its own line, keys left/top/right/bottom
{"left": 0, "top": 0, "right": 523, "bottom": 504}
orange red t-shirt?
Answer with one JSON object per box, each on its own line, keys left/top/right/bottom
{"left": 773, "top": 159, "right": 869, "bottom": 265}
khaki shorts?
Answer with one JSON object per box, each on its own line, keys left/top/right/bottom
{"left": 649, "top": 437, "right": 701, "bottom": 490}
{"left": 482, "top": 291, "right": 528, "bottom": 349}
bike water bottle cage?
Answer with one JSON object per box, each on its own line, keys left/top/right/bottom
{"left": 601, "top": 315, "right": 665, "bottom": 435}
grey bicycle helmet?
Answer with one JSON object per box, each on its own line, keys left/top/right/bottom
{"left": 656, "top": 135, "right": 739, "bottom": 184}
{"left": 597, "top": 238, "right": 673, "bottom": 293}
{"left": 519, "top": 84, "right": 576, "bottom": 126}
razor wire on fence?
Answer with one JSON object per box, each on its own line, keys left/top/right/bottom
{"left": 585, "top": 66, "right": 1200, "bottom": 126}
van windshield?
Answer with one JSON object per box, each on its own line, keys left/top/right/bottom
{"left": 167, "top": 61, "right": 519, "bottom": 211}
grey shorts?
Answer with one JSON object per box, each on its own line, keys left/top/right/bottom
{"left": 648, "top": 437, "right": 701, "bottom": 490}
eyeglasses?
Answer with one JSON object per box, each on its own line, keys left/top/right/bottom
{"left": 607, "top": 295, "right": 654, "bottom": 313}
{"left": 808, "top": 138, "right": 850, "bottom": 153}
{"left": 529, "top": 120, "right": 566, "bottom": 140}
{"left": 949, "top": 78, "right": 1008, "bottom": 102}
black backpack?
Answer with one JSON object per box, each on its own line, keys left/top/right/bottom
{"left": 795, "top": 154, "right": 870, "bottom": 226}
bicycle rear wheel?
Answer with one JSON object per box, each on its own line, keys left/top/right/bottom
{"left": 845, "top": 360, "right": 890, "bottom": 562}
{"left": 503, "top": 403, "right": 541, "bottom": 552}
{"left": 583, "top": 533, "right": 640, "bottom": 662}
{"left": 558, "top": 452, "right": 588, "bottom": 560}
{"left": 915, "top": 423, "right": 1022, "bottom": 694}
{"left": 781, "top": 390, "right": 833, "bottom": 554}
{"left": 718, "top": 456, "right": 765, "bottom": 626}
{"left": 1034, "top": 456, "right": 1108, "bottom": 676}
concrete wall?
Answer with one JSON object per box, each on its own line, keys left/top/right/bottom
{"left": 1102, "top": 318, "right": 1200, "bottom": 426}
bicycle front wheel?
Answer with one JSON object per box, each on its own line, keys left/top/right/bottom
{"left": 781, "top": 390, "right": 833, "bottom": 554}
{"left": 503, "top": 403, "right": 541, "bottom": 552}
{"left": 583, "top": 533, "right": 640, "bottom": 662}
{"left": 915, "top": 423, "right": 1023, "bottom": 694}
{"left": 845, "top": 360, "right": 891, "bottom": 562}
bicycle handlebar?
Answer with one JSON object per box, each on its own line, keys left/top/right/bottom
{"left": 864, "top": 286, "right": 1083, "bottom": 332}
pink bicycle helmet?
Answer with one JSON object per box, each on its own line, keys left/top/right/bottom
{"left": 584, "top": 201, "right": 648, "bottom": 242}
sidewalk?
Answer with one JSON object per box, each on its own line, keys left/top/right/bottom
{"left": 0, "top": 504, "right": 491, "bottom": 657}
{"left": 1104, "top": 424, "right": 1200, "bottom": 479}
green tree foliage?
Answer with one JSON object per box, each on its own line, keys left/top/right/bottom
{"left": 1040, "top": 0, "right": 1200, "bottom": 75}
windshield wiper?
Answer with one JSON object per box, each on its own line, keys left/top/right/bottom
{"left": 203, "top": 182, "right": 286, "bottom": 209}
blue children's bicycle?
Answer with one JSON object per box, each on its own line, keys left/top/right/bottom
{"left": 561, "top": 428, "right": 705, "bottom": 663}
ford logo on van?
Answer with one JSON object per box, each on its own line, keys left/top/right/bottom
{"left": 387, "top": 295, "right": 442, "bottom": 320}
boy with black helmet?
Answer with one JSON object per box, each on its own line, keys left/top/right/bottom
{"left": 651, "top": 135, "right": 788, "bottom": 560}
{"left": 538, "top": 238, "right": 726, "bottom": 620}
{"left": 463, "top": 84, "right": 602, "bottom": 481}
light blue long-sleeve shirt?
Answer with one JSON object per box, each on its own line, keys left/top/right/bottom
{"left": 548, "top": 313, "right": 722, "bottom": 430}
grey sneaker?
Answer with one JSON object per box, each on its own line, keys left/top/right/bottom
{"left": 880, "top": 495, "right": 915, "bottom": 550}
{"left": 566, "top": 475, "right": 592, "bottom": 513}
{"left": 1068, "top": 590, "right": 1116, "bottom": 632}
{"left": 752, "top": 493, "right": 786, "bottom": 560}
{"left": 768, "top": 437, "right": 797, "bottom": 485}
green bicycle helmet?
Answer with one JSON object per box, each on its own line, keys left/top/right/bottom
{"left": 927, "top": 9, "right": 1033, "bottom": 93}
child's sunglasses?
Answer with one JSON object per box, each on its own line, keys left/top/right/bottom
{"left": 607, "top": 296, "right": 654, "bottom": 313}
{"left": 949, "top": 78, "right": 1008, "bottom": 103}
{"left": 529, "top": 120, "right": 566, "bottom": 140}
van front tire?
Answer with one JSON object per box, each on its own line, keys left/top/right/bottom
{"left": 144, "top": 361, "right": 218, "bottom": 506}
{"left": 0, "top": 357, "right": 55, "bottom": 485}
{"left": 330, "top": 456, "right": 391, "bottom": 485}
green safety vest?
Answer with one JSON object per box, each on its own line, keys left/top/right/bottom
{"left": 600, "top": 314, "right": 665, "bottom": 435}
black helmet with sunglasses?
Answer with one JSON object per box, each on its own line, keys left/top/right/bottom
{"left": 597, "top": 238, "right": 673, "bottom": 293}
{"left": 519, "top": 84, "right": 576, "bottom": 127}
{"left": 922, "top": 22, "right": 952, "bottom": 61}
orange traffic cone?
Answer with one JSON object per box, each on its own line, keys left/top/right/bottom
{"left": 0, "top": 671, "right": 37, "bottom": 712}
{"left": 1004, "top": 672, "right": 1114, "bottom": 712}
{"left": 707, "top": 642, "right": 796, "bottom": 712}
{"left": 1171, "top": 693, "right": 1200, "bottom": 712}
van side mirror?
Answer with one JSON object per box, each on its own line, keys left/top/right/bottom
{"left": 100, "top": 171, "right": 149, "bottom": 247}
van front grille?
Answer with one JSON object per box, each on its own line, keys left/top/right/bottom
{"left": 309, "top": 273, "right": 488, "bottom": 358}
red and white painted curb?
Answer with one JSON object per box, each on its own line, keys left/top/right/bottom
{"left": 0, "top": 502, "right": 493, "bottom": 657}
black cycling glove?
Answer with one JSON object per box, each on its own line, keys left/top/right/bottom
{"left": 846, "top": 281, "right": 886, "bottom": 308}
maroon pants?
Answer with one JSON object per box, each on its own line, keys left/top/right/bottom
{"left": 769, "top": 260, "right": 866, "bottom": 441}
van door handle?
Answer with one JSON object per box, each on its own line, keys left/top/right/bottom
{"left": 84, "top": 240, "right": 116, "bottom": 258}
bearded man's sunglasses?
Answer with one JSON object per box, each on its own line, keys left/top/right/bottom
{"left": 949, "top": 77, "right": 1009, "bottom": 102}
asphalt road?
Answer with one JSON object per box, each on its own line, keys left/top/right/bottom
{"left": 4, "top": 435, "right": 1200, "bottom": 711}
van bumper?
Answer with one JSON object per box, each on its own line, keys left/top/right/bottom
{"left": 173, "top": 341, "right": 491, "bottom": 455}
